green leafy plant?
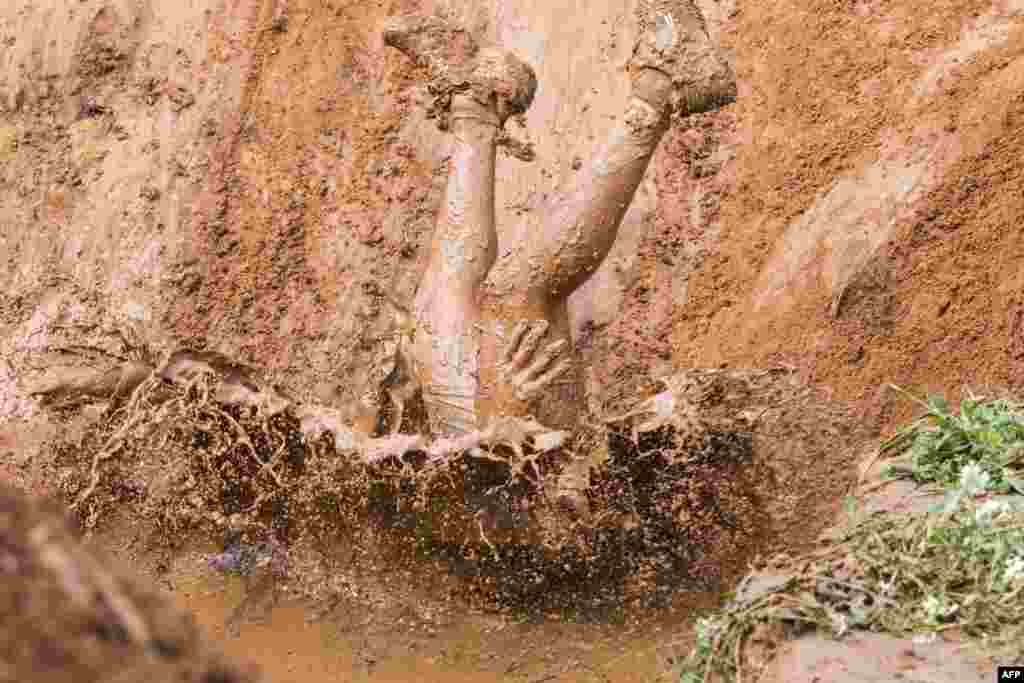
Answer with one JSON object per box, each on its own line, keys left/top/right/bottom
{"left": 677, "top": 617, "right": 720, "bottom": 683}
{"left": 675, "top": 389, "right": 1024, "bottom": 683}
{"left": 880, "top": 387, "right": 1024, "bottom": 493}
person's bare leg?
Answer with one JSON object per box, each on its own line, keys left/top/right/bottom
{"left": 480, "top": 3, "right": 735, "bottom": 411}
{"left": 384, "top": 17, "right": 538, "bottom": 436}
{"left": 477, "top": 71, "right": 680, "bottom": 427}
{"left": 481, "top": 2, "right": 736, "bottom": 421}
{"left": 479, "top": 1, "right": 737, "bottom": 514}
{"left": 526, "top": 2, "right": 735, "bottom": 305}
{"left": 410, "top": 94, "right": 500, "bottom": 436}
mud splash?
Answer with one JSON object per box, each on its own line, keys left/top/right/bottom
{"left": 26, "top": 346, "right": 858, "bottom": 636}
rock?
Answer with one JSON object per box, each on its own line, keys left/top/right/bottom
{"left": 764, "top": 632, "right": 988, "bottom": 683}
{"left": 0, "top": 483, "right": 259, "bottom": 682}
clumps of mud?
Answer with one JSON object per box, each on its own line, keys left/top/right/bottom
{"left": 0, "top": 483, "right": 257, "bottom": 683}
{"left": 42, "top": 364, "right": 838, "bottom": 617}
{"left": 439, "top": 423, "right": 768, "bottom": 613}
{"left": 71, "top": 5, "right": 141, "bottom": 95}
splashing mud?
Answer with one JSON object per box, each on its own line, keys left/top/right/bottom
{"left": 37, "top": 352, "right": 857, "bottom": 626}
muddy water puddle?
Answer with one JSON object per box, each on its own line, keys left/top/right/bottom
{"left": 156, "top": 549, "right": 703, "bottom": 683}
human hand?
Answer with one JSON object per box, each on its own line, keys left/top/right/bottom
{"left": 497, "top": 320, "right": 573, "bottom": 403}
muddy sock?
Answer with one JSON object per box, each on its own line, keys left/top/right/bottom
{"left": 449, "top": 92, "right": 501, "bottom": 130}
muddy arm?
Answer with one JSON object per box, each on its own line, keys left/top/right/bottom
{"left": 29, "top": 361, "right": 154, "bottom": 406}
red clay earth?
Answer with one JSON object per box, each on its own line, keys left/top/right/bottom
{"left": 2, "top": 0, "right": 1024, "bottom": 681}
{"left": 669, "top": 0, "right": 1024, "bottom": 435}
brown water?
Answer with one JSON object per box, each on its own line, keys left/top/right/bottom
{"left": 162, "top": 550, "right": 704, "bottom": 683}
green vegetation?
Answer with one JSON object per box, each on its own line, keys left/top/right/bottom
{"left": 880, "top": 387, "right": 1024, "bottom": 493}
{"left": 675, "top": 388, "right": 1024, "bottom": 683}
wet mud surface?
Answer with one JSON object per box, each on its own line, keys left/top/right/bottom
{"left": 4, "top": 0, "right": 1024, "bottom": 681}
{"left": 7, "top": 362, "right": 856, "bottom": 681}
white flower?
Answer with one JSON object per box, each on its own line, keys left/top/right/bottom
{"left": 1004, "top": 555, "right": 1024, "bottom": 583}
{"left": 974, "top": 499, "right": 1009, "bottom": 526}
{"left": 922, "top": 594, "right": 958, "bottom": 623}
{"left": 959, "top": 463, "right": 991, "bottom": 496}
{"left": 936, "top": 490, "right": 962, "bottom": 515}
{"left": 695, "top": 617, "right": 719, "bottom": 645}
{"left": 532, "top": 430, "right": 568, "bottom": 452}
{"left": 830, "top": 612, "right": 849, "bottom": 637}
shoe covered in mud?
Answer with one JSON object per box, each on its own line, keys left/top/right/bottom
{"left": 464, "top": 47, "right": 538, "bottom": 122}
{"left": 383, "top": 15, "right": 480, "bottom": 81}
{"left": 629, "top": 0, "right": 737, "bottom": 116}
{"left": 384, "top": 14, "right": 537, "bottom": 125}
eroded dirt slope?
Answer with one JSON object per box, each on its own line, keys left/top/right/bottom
{"left": 667, "top": 0, "right": 1024, "bottom": 432}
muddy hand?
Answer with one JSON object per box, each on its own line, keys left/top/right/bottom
{"left": 499, "top": 320, "right": 573, "bottom": 402}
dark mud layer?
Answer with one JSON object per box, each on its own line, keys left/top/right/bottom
{"left": 423, "top": 424, "right": 768, "bottom": 614}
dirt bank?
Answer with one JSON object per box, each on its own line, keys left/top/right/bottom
{"left": 0, "top": 483, "right": 257, "bottom": 683}
{"left": 669, "top": 0, "right": 1024, "bottom": 432}
{"left": 3, "top": 0, "right": 1024, "bottom": 680}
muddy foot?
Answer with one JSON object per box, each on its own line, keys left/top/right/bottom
{"left": 629, "top": 0, "right": 736, "bottom": 116}
{"left": 464, "top": 47, "right": 537, "bottom": 122}
{"left": 383, "top": 15, "right": 479, "bottom": 81}
{"left": 384, "top": 14, "right": 537, "bottom": 125}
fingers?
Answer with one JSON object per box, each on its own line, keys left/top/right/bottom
{"left": 525, "top": 338, "right": 569, "bottom": 379}
{"left": 500, "top": 319, "right": 573, "bottom": 402}
{"left": 502, "top": 321, "right": 531, "bottom": 365}
{"left": 510, "top": 320, "right": 549, "bottom": 370}
{"left": 536, "top": 356, "right": 573, "bottom": 387}
{"left": 517, "top": 357, "right": 572, "bottom": 400}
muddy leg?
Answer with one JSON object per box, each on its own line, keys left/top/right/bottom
{"left": 501, "top": 2, "right": 736, "bottom": 513}
{"left": 524, "top": 5, "right": 735, "bottom": 303}
{"left": 534, "top": 80, "right": 682, "bottom": 516}
{"left": 479, "top": 3, "right": 735, "bottom": 430}
{"left": 384, "top": 18, "right": 538, "bottom": 436}
{"left": 415, "top": 98, "right": 502, "bottom": 305}
{"left": 478, "top": 81, "right": 676, "bottom": 515}
{"left": 410, "top": 95, "right": 502, "bottom": 436}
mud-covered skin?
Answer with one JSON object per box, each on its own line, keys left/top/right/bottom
{"left": 474, "top": 94, "right": 666, "bottom": 449}
{"left": 387, "top": 4, "right": 734, "bottom": 511}
{"left": 408, "top": 95, "right": 499, "bottom": 437}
